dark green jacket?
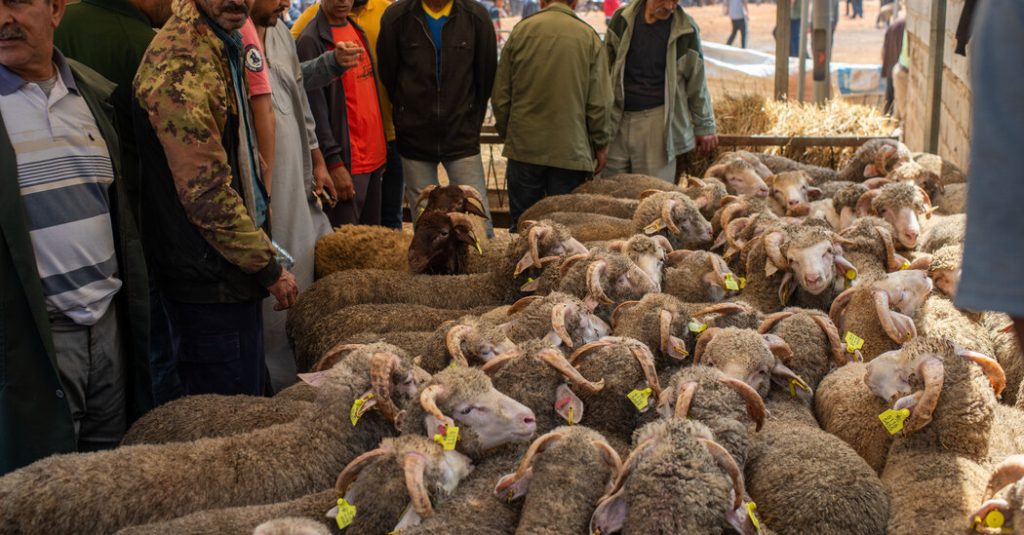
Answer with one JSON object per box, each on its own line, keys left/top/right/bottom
{"left": 0, "top": 59, "right": 152, "bottom": 476}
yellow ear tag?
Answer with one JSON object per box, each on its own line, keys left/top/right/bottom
{"left": 688, "top": 320, "right": 708, "bottom": 334}
{"left": 845, "top": 269, "right": 857, "bottom": 280}
{"left": 673, "top": 343, "right": 690, "bottom": 358}
{"left": 724, "top": 273, "right": 740, "bottom": 291}
{"left": 878, "top": 408, "right": 911, "bottom": 435}
{"left": 627, "top": 387, "right": 653, "bottom": 412}
{"left": 900, "top": 261, "right": 910, "bottom": 271}
{"left": 417, "top": 206, "right": 426, "bottom": 216}
{"left": 985, "top": 509, "right": 1006, "bottom": 529}
{"left": 335, "top": 498, "right": 357, "bottom": 529}
{"left": 788, "top": 377, "right": 810, "bottom": 398}
{"left": 746, "top": 502, "right": 763, "bottom": 533}
{"left": 434, "top": 425, "right": 460, "bottom": 451}
{"left": 844, "top": 331, "right": 865, "bottom": 353}
{"left": 350, "top": 392, "right": 374, "bottom": 427}
{"left": 567, "top": 405, "right": 575, "bottom": 426}
{"left": 643, "top": 218, "right": 664, "bottom": 235}
{"left": 739, "top": 276, "right": 747, "bottom": 289}
{"left": 475, "top": 240, "right": 483, "bottom": 255}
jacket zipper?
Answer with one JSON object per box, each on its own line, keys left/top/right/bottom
{"left": 416, "top": 14, "right": 444, "bottom": 161}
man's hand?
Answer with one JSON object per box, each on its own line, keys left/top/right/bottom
{"left": 268, "top": 268, "right": 298, "bottom": 311}
{"left": 313, "top": 159, "right": 338, "bottom": 206}
{"left": 696, "top": 134, "right": 719, "bottom": 156}
{"left": 594, "top": 146, "right": 609, "bottom": 175}
{"left": 330, "top": 165, "right": 356, "bottom": 201}
{"left": 333, "top": 41, "right": 362, "bottom": 69}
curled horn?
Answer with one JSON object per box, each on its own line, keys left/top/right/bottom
{"left": 916, "top": 185, "right": 934, "bottom": 215}
{"left": 902, "top": 356, "right": 944, "bottom": 436}
{"left": 763, "top": 334, "right": 794, "bottom": 362}
{"left": 419, "top": 384, "right": 454, "bottom": 428}
{"left": 412, "top": 185, "right": 440, "bottom": 216}
{"left": 828, "top": 287, "right": 858, "bottom": 332}
{"left": 874, "top": 145, "right": 896, "bottom": 176}
{"left": 559, "top": 253, "right": 590, "bottom": 278}
{"left": 603, "top": 438, "right": 657, "bottom": 501}
{"left": 718, "top": 199, "right": 749, "bottom": 230}
{"left": 957, "top": 349, "right": 1007, "bottom": 397}
{"left": 709, "top": 255, "right": 728, "bottom": 288}
{"left": 855, "top": 189, "right": 881, "bottom": 217}
{"left": 480, "top": 350, "right": 523, "bottom": 375}
{"left": 639, "top": 189, "right": 662, "bottom": 201}
{"left": 758, "top": 311, "right": 795, "bottom": 334}
{"left": 403, "top": 452, "right": 435, "bottom": 519}
{"left": 873, "top": 226, "right": 903, "bottom": 271}
{"left": 666, "top": 249, "right": 694, "bottom": 266}
{"left": 863, "top": 177, "right": 893, "bottom": 190}
{"left": 628, "top": 343, "right": 663, "bottom": 400}
{"left": 550, "top": 303, "right": 576, "bottom": 348}
{"left": 719, "top": 376, "right": 767, "bottom": 432}
{"left": 457, "top": 185, "right": 488, "bottom": 217}
{"left": 873, "top": 290, "right": 916, "bottom": 343}
{"left": 445, "top": 325, "right": 474, "bottom": 367}
{"left": 587, "top": 261, "right": 614, "bottom": 305}
{"left": 694, "top": 302, "right": 753, "bottom": 319}
{"left": 661, "top": 199, "right": 682, "bottom": 235}
{"left": 611, "top": 300, "right": 642, "bottom": 328}
{"left": 699, "top": 438, "right": 746, "bottom": 510}
{"left": 693, "top": 327, "right": 723, "bottom": 365}
{"left": 808, "top": 312, "right": 849, "bottom": 366}
{"left": 724, "top": 217, "right": 751, "bottom": 255}
{"left": 763, "top": 231, "right": 788, "bottom": 271}
{"left": 659, "top": 309, "right": 674, "bottom": 356}
{"left": 687, "top": 176, "right": 708, "bottom": 188}
{"left": 537, "top": 348, "right": 605, "bottom": 394}
{"left": 370, "top": 352, "right": 404, "bottom": 426}
{"left": 313, "top": 343, "right": 368, "bottom": 372}
{"left": 984, "top": 455, "right": 1024, "bottom": 501}
{"left": 651, "top": 234, "right": 674, "bottom": 254}
{"left": 673, "top": 381, "right": 700, "bottom": 419}
{"left": 508, "top": 295, "right": 543, "bottom": 315}
{"left": 499, "top": 431, "right": 566, "bottom": 492}
{"left": 568, "top": 339, "right": 616, "bottom": 365}
{"left": 335, "top": 447, "right": 391, "bottom": 494}
{"left": 591, "top": 440, "right": 624, "bottom": 495}
{"left": 447, "top": 211, "right": 478, "bottom": 232}
{"left": 526, "top": 225, "right": 547, "bottom": 272}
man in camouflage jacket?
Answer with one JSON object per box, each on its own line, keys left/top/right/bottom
{"left": 133, "top": 0, "right": 298, "bottom": 396}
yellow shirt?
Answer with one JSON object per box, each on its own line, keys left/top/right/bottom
{"left": 291, "top": 0, "right": 396, "bottom": 140}
{"left": 422, "top": 0, "right": 453, "bottom": 18}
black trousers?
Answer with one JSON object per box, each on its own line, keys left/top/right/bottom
{"left": 507, "top": 159, "right": 590, "bottom": 232}
{"left": 165, "top": 299, "right": 266, "bottom": 396}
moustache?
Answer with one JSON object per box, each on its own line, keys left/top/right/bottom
{"left": 222, "top": 3, "right": 250, "bottom": 14}
{"left": 0, "top": 24, "right": 26, "bottom": 40}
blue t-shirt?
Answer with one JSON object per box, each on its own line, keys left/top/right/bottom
{"left": 423, "top": 1, "right": 452, "bottom": 82}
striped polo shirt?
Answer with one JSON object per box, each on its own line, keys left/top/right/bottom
{"left": 0, "top": 51, "right": 122, "bottom": 326}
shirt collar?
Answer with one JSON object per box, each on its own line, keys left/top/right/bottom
{"left": 0, "top": 48, "right": 78, "bottom": 97}
{"left": 82, "top": 0, "right": 153, "bottom": 26}
{"left": 543, "top": 2, "right": 577, "bottom": 15}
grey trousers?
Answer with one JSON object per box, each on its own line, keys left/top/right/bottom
{"left": 401, "top": 154, "right": 494, "bottom": 236}
{"left": 603, "top": 105, "right": 676, "bottom": 182}
{"left": 50, "top": 305, "right": 126, "bottom": 451}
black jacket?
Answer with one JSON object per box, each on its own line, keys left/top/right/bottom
{"left": 377, "top": 0, "right": 497, "bottom": 162}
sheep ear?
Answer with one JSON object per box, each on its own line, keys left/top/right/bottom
{"left": 807, "top": 186, "right": 823, "bottom": 200}
{"left": 725, "top": 502, "right": 761, "bottom": 535}
{"left": 462, "top": 200, "right": 488, "bottom": 219}
{"left": 514, "top": 251, "right": 536, "bottom": 278}
{"left": 655, "top": 384, "right": 676, "bottom": 419}
{"left": 297, "top": 371, "right": 329, "bottom": 387}
{"left": 770, "top": 361, "right": 813, "bottom": 404}
{"left": 705, "top": 163, "right": 728, "bottom": 179}
{"left": 554, "top": 384, "right": 585, "bottom": 425}
{"left": 590, "top": 490, "right": 628, "bottom": 535}
{"left": 494, "top": 467, "right": 534, "bottom": 503}
{"left": 863, "top": 164, "right": 878, "bottom": 178}
{"left": 393, "top": 503, "right": 424, "bottom": 532}
{"left": 694, "top": 194, "right": 710, "bottom": 210}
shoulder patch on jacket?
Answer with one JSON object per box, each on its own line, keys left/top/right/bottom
{"left": 244, "top": 45, "right": 264, "bottom": 73}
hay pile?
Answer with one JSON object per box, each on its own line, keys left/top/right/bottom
{"left": 683, "top": 93, "right": 898, "bottom": 177}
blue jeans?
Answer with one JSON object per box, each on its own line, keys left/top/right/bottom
{"left": 380, "top": 141, "right": 405, "bottom": 229}
{"left": 789, "top": 18, "right": 802, "bottom": 58}
{"left": 727, "top": 18, "right": 748, "bottom": 48}
{"left": 164, "top": 300, "right": 266, "bottom": 396}
{"left": 507, "top": 159, "right": 590, "bottom": 232}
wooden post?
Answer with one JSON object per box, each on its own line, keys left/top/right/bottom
{"left": 775, "top": 0, "right": 791, "bottom": 100}
{"left": 796, "top": 0, "right": 810, "bottom": 100}
{"left": 811, "top": 0, "right": 831, "bottom": 102}
{"left": 923, "top": 0, "right": 947, "bottom": 153}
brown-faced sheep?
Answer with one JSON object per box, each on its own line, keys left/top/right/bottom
{"left": 829, "top": 269, "right": 934, "bottom": 361}
{"left": 407, "top": 211, "right": 481, "bottom": 275}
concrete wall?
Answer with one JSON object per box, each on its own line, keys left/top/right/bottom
{"left": 904, "top": 0, "right": 972, "bottom": 170}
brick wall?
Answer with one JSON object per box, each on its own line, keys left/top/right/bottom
{"left": 904, "top": 0, "right": 972, "bottom": 170}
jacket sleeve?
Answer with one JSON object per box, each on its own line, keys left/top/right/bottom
{"left": 135, "top": 53, "right": 278, "bottom": 282}
{"left": 490, "top": 32, "right": 512, "bottom": 139}
{"left": 605, "top": 12, "right": 622, "bottom": 70}
{"left": 300, "top": 50, "right": 347, "bottom": 91}
{"left": 296, "top": 33, "right": 344, "bottom": 167}
{"left": 376, "top": 8, "right": 399, "bottom": 108}
{"left": 680, "top": 20, "right": 716, "bottom": 137}
{"left": 474, "top": 8, "right": 498, "bottom": 123}
{"left": 586, "top": 39, "right": 614, "bottom": 148}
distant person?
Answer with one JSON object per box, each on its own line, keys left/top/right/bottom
{"left": 876, "top": 0, "right": 894, "bottom": 28}
{"left": 789, "top": 0, "right": 800, "bottom": 57}
{"left": 851, "top": 0, "right": 862, "bottom": 18}
{"left": 603, "top": 0, "right": 718, "bottom": 181}
{"left": 491, "top": 0, "right": 613, "bottom": 231}
{"left": 725, "top": 0, "right": 748, "bottom": 48}
{"left": 957, "top": 0, "right": 1024, "bottom": 357}
{"left": 603, "top": 0, "right": 619, "bottom": 26}
{"left": 881, "top": 16, "right": 905, "bottom": 115}
{"left": 377, "top": 0, "right": 498, "bottom": 236}
{"left": 891, "top": 28, "right": 909, "bottom": 121}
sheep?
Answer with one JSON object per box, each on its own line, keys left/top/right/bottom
{"left": 572, "top": 174, "right": 686, "bottom": 198}
{"left": 326, "top": 435, "right": 475, "bottom": 533}
{"left": 662, "top": 249, "right": 739, "bottom": 303}
{"left": 567, "top": 337, "right": 663, "bottom": 443}
{"left": 0, "top": 344, "right": 421, "bottom": 534}
{"left": 757, "top": 307, "right": 849, "bottom": 389}
{"left": 829, "top": 269, "right": 934, "bottom": 361}
{"left": 612, "top": 293, "right": 698, "bottom": 373}
{"left": 631, "top": 190, "right": 714, "bottom": 251}
{"left": 121, "top": 394, "right": 312, "bottom": 446}
{"left": 763, "top": 170, "right": 838, "bottom": 225}
{"left": 831, "top": 182, "right": 870, "bottom": 229}
{"left": 252, "top": 518, "right": 330, "bottom": 535}
{"left": 494, "top": 426, "right": 622, "bottom": 535}
{"left": 968, "top": 455, "right": 1024, "bottom": 534}
{"left": 400, "top": 365, "right": 538, "bottom": 461}
{"left": 981, "top": 312, "right": 1024, "bottom": 407}
{"left": 989, "top": 404, "right": 1024, "bottom": 467}
{"left": 556, "top": 249, "right": 660, "bottom": 323}
{"left": 815, "top": 362, "right": 895, "bottom": 473}
{"left": 752, "top": 151, "right": 839, "bottom": 184}
{"left": 691, "top": 327, "right": 811, "bottom": 403}
{"left": 914, "top": 295, "right": 996, "bottom": 364}
{"left": 407, "top": 211, "right": 482, "bottom": 275}
{"left": 882, "top": 450, "right": 991, "bottom": 535}
{"left": 704, "top": 151, "right": 771, "bottom": 198}
{"left": 882, "top": 160, "right": 945, "bottom": 201}
{"left": 681, "top": 301, "right": 765, "bottom": 331}
{"left": 482, "top": 340, "right": 606, "bottom": 434}
{"left": 935, "top": 182, "right": 967, "bottom": 215}
{"left": 838, "top": 138, "right": 913, "bottom": 181}
{"left": 836, "top": 216, "right": 909, "bottom": 282}
{"left": 518, "top": 193, "right": 640, "bottom": 222}
{"left": 534, "top": 211, "right": 634, "bottom": 242}
{"left": 589, "top": 417, "right": 758, "bottom": 535}
{"left": 496, "top": 292, "right": 610, "bottom": 351}
{"left": 855, "top": 180, "right": 934, "bottom": 249}
{"left": 920, "top": 213, "right": 965, "bottom": 254}
{"left": 913, "top": 152, "right": 967, "bottom": 187}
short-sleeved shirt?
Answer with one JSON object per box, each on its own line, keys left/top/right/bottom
{"left": 240, "top": 19, "right": 272, "bottom": 97}
{"left": 330, "top": 23, "right": 387, "bottom": 173}
{"left": 727, "top": 0, "right": 746, "bottom": 20}
{"left": 623, "top": 16, "right": 670, "bottom": 112}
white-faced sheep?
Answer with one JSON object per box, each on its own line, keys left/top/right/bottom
{"left": 855, "top": 180, "right": 934, "bottom": 250}
{"left": 752, "top": 151, "right": 839, "bottom": 184}
{"left": 589, "top": 417, "right": 759, "bottom": 534}
{"left": 0, "top": 345, "right": 420, "bottom": 534}
{"left": 704, "top": 151, "right": 771, "bottom": 198}
{"left": 494, "top": 426, "right": 622, "bottom": 535}
{"left": 829, "top": 269, "right": 934, "bottom": 361}
{"left": 968, "top": 455, "right": 1024, "bottom": 534}
{"left": 764, "top": 170, "right": 839, "bottom": 226}
{"left": 757, "top": 307, "right": 849, "bottom": 389}
{"left": 252, "top": 517, "right": 330, "bottom": 535}
{"left": 556, "top": 250, "right": 661, "bottom": 323}
{"left": 838, "top": 138, "right": 913, "bottom": 181}
{"left": 497, "top": 292, "right": 611, "bottom": 350}
{"left": 815, "top": 362, "right": 896, "bottom": 473}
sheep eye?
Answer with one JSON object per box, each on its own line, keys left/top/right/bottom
{"left": 459, "top": 407, "right": 474, "bottom": 415}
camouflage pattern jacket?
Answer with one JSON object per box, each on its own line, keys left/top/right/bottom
{"left": 134, "top": 0, "right": 281, "bottom": 302}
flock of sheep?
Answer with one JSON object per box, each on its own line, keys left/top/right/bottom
{"left": 1, "top": 139, "right": 1022, "bottom": 535}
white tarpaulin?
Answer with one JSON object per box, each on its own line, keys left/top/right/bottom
{"left": 702, "top": 41, "right": 884, "bottom": 102}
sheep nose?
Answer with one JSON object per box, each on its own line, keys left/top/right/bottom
{"left": 805, "top": 274, "right": 821, "bottom": 284}
{"left": 903, "top": 230, "right": 919, "bottom": 245}
{"left": 756, "top": 187, "right": 770, "bottom": 198}
{"left": 788, "top": 199, "right": 801, "bottom": 206}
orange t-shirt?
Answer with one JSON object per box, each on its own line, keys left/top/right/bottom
{"left": 330, "top": 24, "right": 386, "bottom": 174}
